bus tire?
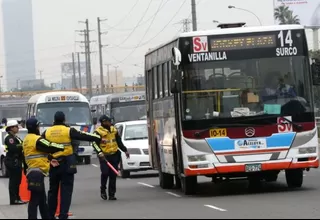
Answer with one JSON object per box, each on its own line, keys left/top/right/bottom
{"left": 156, "top": 142, "right": 174, "bottom": 189}
{"left": 0, "top": 157, "right": 8, "bottom": 178}
{"left": 181, "top": 176, "right": 197, "bottom": 195}
{"left": 285, "top": 169, "right": 303, "bottom": 188}
{"left": 172, "top": 141, "right": 181, "bottom": 189}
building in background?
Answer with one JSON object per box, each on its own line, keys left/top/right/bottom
{"left": 2, "top": 0, "right": 36, "bottom": 91}
{"left": 61, "top": 70, "right": 124, "bottom": 90}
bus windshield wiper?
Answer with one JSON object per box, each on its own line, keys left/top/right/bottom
{"left": 194, "top": 123, "right": 261, "bottom": 138}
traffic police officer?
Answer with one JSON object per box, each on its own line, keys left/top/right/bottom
{"left": 23, "top": 117, "right": 65, "bottom": 219}
{"left": 4, "top": 120, "right": 26, "bottom": 205}
{"left": 43, "top": 111, "right": 105, "bottom": 219}
{"left": 92, "top": 115, "right": 129, "bottom": 201}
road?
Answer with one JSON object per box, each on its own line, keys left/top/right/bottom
{"left": 0, "top": 157, "right": 320, "bottom": 219}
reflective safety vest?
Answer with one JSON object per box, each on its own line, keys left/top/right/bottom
{"left": 23, "top": 134, "right": 50, "bottom": 175}
{"left": 95, "top": 126, "right": 118, "bottom": 154}
{"left": 4, "top": 134, "right": 22, "bottom": 153}
{"left": 45, "top": 125, "right": 72, "bottom": 158}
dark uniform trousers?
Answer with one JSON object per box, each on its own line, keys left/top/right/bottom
{"left": 6, "top": 158, "right": 22, "bottom": 203}
{"left": 99, "top": 150, "right": 121, "bottom": 196}
{"left": 27, "top": 171, "right": 49, "bottom": 219}
{"left": 48, "top": 157, "right": 75, "bottom": 219}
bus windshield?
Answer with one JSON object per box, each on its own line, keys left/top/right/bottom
{"left": 182, "top": 56, "right": 313, "bottom": 121}
{"left": 111, "top": 101, "right": 146, "bottom": 123}
{"left": 36, "top": 102, "right": 92, "bottom": 125}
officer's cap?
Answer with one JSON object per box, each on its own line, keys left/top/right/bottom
{"left": 99, "top": 115, "right": 112, "bottom": 123}
{"left": 54, "top": 111, "right": 65, "bottom": 122}
{"left": 26, "top": 118, "right": 41, "bottom": 130}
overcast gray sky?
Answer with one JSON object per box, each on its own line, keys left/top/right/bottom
{"left": 0, "top": 0, "right": 313, "bottom": 86}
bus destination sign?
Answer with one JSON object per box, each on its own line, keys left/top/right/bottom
{"left": 210, "top": 35, "right": 276, "bottom": 51}
{"left": 119, "top": 95, "right": 145, "bottom": 102}
{"left": 46, "top": 95, "right": 80, "bottom": 102}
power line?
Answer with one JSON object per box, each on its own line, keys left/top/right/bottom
{"left": 106, "top": 0, "right": 140, "bottom": 29}
{"left": 114, "top": 0, "right": 153, "bottom": 47}
{"left": 110, "top": 0, "right": 188, "bottom": 62}
{"left": 116, "top": 0, "right": 166, "bottom": 63}
{"left": 105, "top": 0, "right": 171, "bottom": 32}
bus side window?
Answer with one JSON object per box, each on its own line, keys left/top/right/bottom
{"left": 158, "top": 65, "right": 163, "bottom": 98}
{"left": 163, "top": 63, "right": 168, "bottom": 97}
{"left": 168, "top": 61, "right": 172, "bottom": 96}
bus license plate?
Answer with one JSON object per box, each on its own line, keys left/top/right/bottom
{"left": 245, "top": 164, "right": 262, "bottom": 172}
{"left": 209, "top": 128, "right": 227, "bottom": 137}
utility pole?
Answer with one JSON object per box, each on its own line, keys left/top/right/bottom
{"left": 72, "top": 52, "right": 77, "bottom": 90}
{"left": 191, "top": 0, "right": 197, "bottom": 31}
{"left": 39, "top": 70, "right": 44, "bottom": 88}
{"left": 105, "top": 64, "right": 111, "bottom": 88}
{"left": 114, "top": 66, "right": 119, "bottom": 86}
{"left": 85, "top": 19, "right": 93, "bottom": 97}
{"left": 97, "top": 17, "right": 108, "bottom": 94}
{"left": 77, "top": 52, "right": 82, "bottom": 93}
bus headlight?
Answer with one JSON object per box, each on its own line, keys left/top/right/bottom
{"left": 299, "top": 147, "right": 317, "bottom": 154}
{"left": 188, "top": 155, "right": 206, "bottom": 162}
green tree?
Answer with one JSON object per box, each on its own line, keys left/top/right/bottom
{"left": 274, "top": 5, "right": 300, "bottom": 24}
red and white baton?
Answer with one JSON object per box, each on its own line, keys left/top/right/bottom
{"left": 104, "top": 158, "right": 120, "bottom": 176}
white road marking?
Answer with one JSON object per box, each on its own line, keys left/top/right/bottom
{"left": 91, "top": 164, "right": 98, "bottom": 168}
{"left": 137, "top": 182, "right": 154, "bottom": 188}
{"left": 204, "top": 204, "right": 227, "bottom": 212}
{"left": 166, "top": 192, "right": 181, "bottom": 197}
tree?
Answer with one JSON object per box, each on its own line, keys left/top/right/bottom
{"left": 274, "top": 5, "right": 300, "bottom": 24}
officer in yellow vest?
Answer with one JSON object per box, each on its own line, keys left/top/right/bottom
{"left": 23, "top": 117, "right": 65, "bottom": 219}
{"left": 92, "top": 115, "right": 129, "bottom": 201}
{"left": 43, "top": 111, "right": 105, "bottom": 219}
{"left": 4, "top": 120, "right": 27, "bottom": 205}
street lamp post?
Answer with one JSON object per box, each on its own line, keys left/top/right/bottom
{"left": 228, "top": 5, "right": 262, "bottom": 26}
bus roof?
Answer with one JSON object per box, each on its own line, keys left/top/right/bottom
{"left": 145, "top": 24, "right": 305, "bottom": 56}
{"left": 90, "top": 91, "right": 145, "bottom": 105}
{"left": 27, "top": 91, "right": 89, "bottom": 104}
{"left": 89, "top": 94, "right": 113, "bottom": 106}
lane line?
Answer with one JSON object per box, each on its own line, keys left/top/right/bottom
{"left": 204, "top": 204, "right": 227, "bottom": 212}
{"left": 91, "top": 164, "right": 98, "bottom": 168}
{"left": 166, "top": 192, "right": 181, "bottom": 198}
{"left": 137, "top": 182, "right": 155, "bottom": 188}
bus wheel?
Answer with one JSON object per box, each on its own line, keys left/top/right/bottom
{"left": 181, "top": 176, "right": 197, "bottom": 195}
{"left": 156, "top": 145, "right": 174, "bottom": 189}
{"left": 285, "top": 169, "right": 303, "bottom": 188}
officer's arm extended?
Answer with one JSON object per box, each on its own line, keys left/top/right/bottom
{"left": 115, "top": 131, "right": 128, "bottom": 153}
{"left": 5, "top": 136, "right": 22, "bottom": 154}
{"left": 70, "top": 128, "right": 102, "bottom": 154}
{"left": 35, "top": 137, "right": 65, "bottom": 154}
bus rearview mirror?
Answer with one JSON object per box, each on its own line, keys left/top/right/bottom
{"left": 172, "top": 47, "right": 181, "bottom": 66}
{"left": 92, "top": 117, "right": 98, "bottom": 125}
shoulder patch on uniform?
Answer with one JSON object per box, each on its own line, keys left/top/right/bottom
{"left": 9, "top": 138, "right": 14, "bottom": 144}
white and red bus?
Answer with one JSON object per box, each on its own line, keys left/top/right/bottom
{"left": 145, "top": 23, "right": 320, "bottom": 195}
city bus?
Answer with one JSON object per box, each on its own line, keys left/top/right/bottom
{"left": 145, "top": 23, "right": 320, "bottom": 195}
{"left": 90, "top": 91, "right": 146, "bottom": 124}
{"left": 26, "top": 91, "right": 94, "bottom": 164}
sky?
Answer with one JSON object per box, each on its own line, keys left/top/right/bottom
{"left": 0, "top": 0, "right": 315, "bottom": 87}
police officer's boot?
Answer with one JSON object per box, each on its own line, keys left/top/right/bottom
{"left": 109, "top": 195, "right": 117, "bottom": 201}
{"left": 100, "top": 187, "right": 107, "bottom": 200}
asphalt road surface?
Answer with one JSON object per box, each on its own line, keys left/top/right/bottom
{"left": 1, "top": 157, "right": 320, "bottom": 219}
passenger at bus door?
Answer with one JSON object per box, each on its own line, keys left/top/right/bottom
{"left": 42, "top": 111, "right": 106, "bottom": 219}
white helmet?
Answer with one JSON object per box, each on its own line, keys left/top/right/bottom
{"left": 6, "top": 120, "right": 19, "bottom": 128}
